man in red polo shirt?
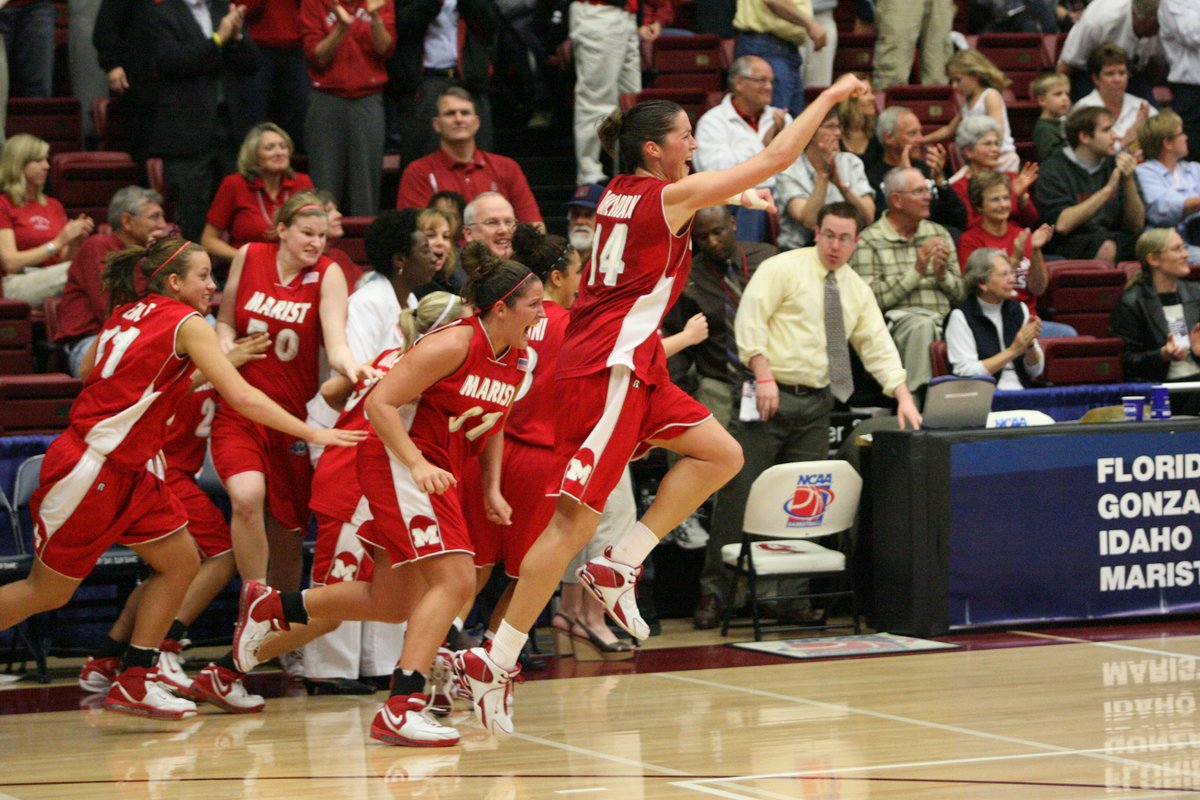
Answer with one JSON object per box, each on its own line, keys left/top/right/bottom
{"left": 55, "top": 186, "right": 170, "bottom": 376}
{"left": 396, "top": 87, "right": 544, "bottom": 230}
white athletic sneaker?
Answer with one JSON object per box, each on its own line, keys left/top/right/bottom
{"left": 454, "top": 647, "right": 520, "bottom": 741}
{"left": 78, "top": 655, "right": 121, "bottom": 693}
{"left": 576, "top": 547, "right": 650, "bottom": 640}
{"left": 156, "top": 640, "right": 193, "bottom": 695}
{"left": 426, "top": 648, "right": 455, "bottom": 717}
{"left": 232, "top": 580, "right": 288, "bottom": 673}
{"left": 103, "top": 667, "right": 198, "bottom": 719}
{"left": 369, "top": 693, "right": 461, "bottom": 747}
{"left": 278, "top": 649, "right": 305, "bottom": 681}
{"left": 190, "top": 664, "right": 265, "bottom": 714}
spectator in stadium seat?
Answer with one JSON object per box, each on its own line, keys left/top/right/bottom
{"left": 946, "top": 248, "right": 1045, "bottom": 390}
{"left": 694, "top": 56, "right": 792, "bottom": 243}
{"left": 150, "top": 0, "right": 261, "bottom": 241}
{"left": 397, "top": 88, "right": 543, "bottom": 230}
{"left": 1071, "top": 44, "right": 1157, "bottom": 150}
{"left": 429, "top": 190, "right": 466, "bottom": 244}
{"left": 0, "top": 134, "right": 95, "bottom": 306}
{"left": 300, "top": 0, "right": 395, "bottom": 217}
{"left": 57, "top": 187, "right": 169, "bottom": 376}
{"left": 202, "top": 123, "right": 314, "bottom": 263}
{"left": 862, "top": 106, "right": 965, "bottom": 231}
{"left": 1136, "top": 110, "right": 1200, "bottom": 262}
{"left": 1034, "top": 106, "right": 1145, "bottom": 263}
{"left": 774, "top": 107, "right": 875, "bottom": 250}
{"left": 851, "top": 166, "right": 962, "bottom": 392}
{"left": 949, "top": 115, "right": 1040, "bottom": 232}
{"left": 389, "top": 0, "right": 499, "bottom": 167}
{"left": 0, "top": 0, "right": 54, "bottom": 98}
{"left": 563, "top": 182, "right": 604, "bottom": 257}
{"left": 417, "top": 207, "right": 463, "bottom": 294}
{"left": 838, "top": 75, "right": 878, "bottom": 162}
{"left": 1057, "top": 0, "right": 1162, "bottom": 102}
{"left": 461, "top": 192, "right": 517, "bottom": 258}
{"left": 94, "top": 0, "right": 158, "bottom": 163}
{"left": 1108, "top": 228, "right": 1200, "bottom": 408}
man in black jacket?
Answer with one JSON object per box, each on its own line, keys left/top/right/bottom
{"left": 150, "top": 0, "right": 260, "bottom": 241}
{"left": 94, "top": 0, "right": 158, "bottom": 162}
{"left": 389, "top": 0, "right": 500, "bottom": 167}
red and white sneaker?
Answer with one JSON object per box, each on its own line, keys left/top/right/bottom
{"left": 369, "top": 693, "right": 460, "bottom": 747}
{"left": 103, "top": 667, "right": 198, "bottom": 719}
{"left": 454, "top": 647, "right": 520, "bottom": 741}
{"left": 79, "top": 655, "right": 121, "bottom": 693}
{"left": 577, "top": 548, "right": 650, "bottom": 640}
{"left": 156, "top": 639, "right": 193, "bottom": 696}
{"left": 190, "top": 664, "right": 265, "bottom": 714}
{"left": 232, "top": 580, "right": 289, "bottom": 673}
{"left": 426, "top": 648, "right": 455, "bottom": 717}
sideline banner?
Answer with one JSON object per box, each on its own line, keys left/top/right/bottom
{"left": 949, "top": 430, "right": 1200, "bottom": 627}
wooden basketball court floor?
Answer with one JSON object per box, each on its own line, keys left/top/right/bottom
{"left": 2, "top": 619, "right": 1200, "bottom": 799}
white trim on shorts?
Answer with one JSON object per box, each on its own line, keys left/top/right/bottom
{"left": 556, "top": 366, "right": 631, "bottom": 515}
{"left": 384, "top": 451, "right": 473, "bottom": 566}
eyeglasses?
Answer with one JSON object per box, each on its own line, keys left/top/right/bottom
{"left": 470, "top": 218, "right": 517, "bottom": 230}
{"left": 819, "top": 121, "right": 843, "bottom": 131}
{"left": 894, "top": 185, "right": 933, "bottom": 197}
{"left": 817, "top": 230, "right": 856, "bottom": 245}
{"left": 738, "top": 75, "right": 774, "bottom": 85}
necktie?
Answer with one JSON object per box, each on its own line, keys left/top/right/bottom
{"left": 825, "top": 272, "right": 853, "bottom": 403}
{"left": 721, "top": 259, "right": 746, "bottom": 379}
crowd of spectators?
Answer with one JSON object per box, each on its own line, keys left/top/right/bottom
{"left": 4, "top": 0, "right": 1200, "bottom": 639}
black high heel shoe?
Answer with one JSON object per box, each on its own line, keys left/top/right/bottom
{"left": 571, "top": 621, "right": 636, "bottom": 662}
{"left": 551, "top": 611, "right": 576, "bottom": 657}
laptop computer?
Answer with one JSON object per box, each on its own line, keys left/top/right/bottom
{"left": 922, "top": 376, "right": 996, "bottom": 429}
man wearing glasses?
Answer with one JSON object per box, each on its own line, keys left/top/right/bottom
{"left": 396, "top": 87, "right": 544, "bottom": 232}
{"left": 851, "top": 166, "right": 962, "bottom": 394}
{"left": 702, "top": 201, "right": 919, "bottom": 628}
{"left": 462, "top": 192, "right": 518, "bottom": 258}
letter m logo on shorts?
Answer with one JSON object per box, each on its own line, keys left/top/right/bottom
{"left": 410, "top": 515, "right": 443, "bottom": 549}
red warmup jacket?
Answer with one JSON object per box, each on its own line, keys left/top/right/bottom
{"left": 300, "top": 0, "right": 396, "bottom": 99}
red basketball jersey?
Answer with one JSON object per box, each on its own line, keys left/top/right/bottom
{"left": 557, "top": 175, "right": 693, "bottom": 385}
{"left": 231, "top": 242, "right": 332, "bottom": 415}
{"left": 163, "top": 381, "right": 217, "bottom": 476}
{"left": 368, "top": 315, "right": 527, "bottom": 471}
{"left": 310, "top": 346, "right": 404, "bottom": 521}
{"left": 504, "top": 299, "right": 568, "bottom": 449}
{"left": 70, "top": 294, "right": 200, "bottom": 471}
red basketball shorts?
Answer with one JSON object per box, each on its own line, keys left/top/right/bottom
{"left": 355, "top": 437, "right": 473, "bottom": 566}
{"left": 310, "top": 506, "right": 376, "bottom": 586}
{"left": 210, "top": 406, "right": 313, "bottom": 530}
{"left": 165, "top": 469, "right": 231, "bottom": 559}
{"left": 553, "top": 366, "right": 711, "bottom": 513}
{"left": 33, "top": 433, "right": 189, "bottom": 580}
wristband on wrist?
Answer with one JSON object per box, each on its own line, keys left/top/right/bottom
{"left": 212, "top": 32, "right": 223, "bottom": 46}
{"left": 756, "top": 377, "right": 775, "bottom": 384}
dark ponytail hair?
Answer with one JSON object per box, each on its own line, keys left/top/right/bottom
{"left": 102, "top": 237, "right": 203, "bottom": 313}
{"left": 511, "top": 223, "right": 574, "bottom": 283}
{"left": 598, "top": 100, "right": 685, "bottom": 175}
{"left": 460, "top": 241, "right": 535, "bottom": 314}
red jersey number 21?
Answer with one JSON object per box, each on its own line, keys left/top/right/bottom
{"left": 590, "top": 222, "right": 628, "bottom": 287}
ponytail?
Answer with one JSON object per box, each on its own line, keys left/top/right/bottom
{"left": 398, "top": 291, "right": 468, "bottom": 350}
{"left": 460, "top": 241, "right": 535, "bottom": 314}
{"left": 102, "top": 237, "right": 203, "bottom": 313}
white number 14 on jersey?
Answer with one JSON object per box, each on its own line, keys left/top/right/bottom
{"left": 591, "top": 222, "right": 628, "bottom": 287}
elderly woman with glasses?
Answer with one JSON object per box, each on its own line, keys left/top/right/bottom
{"left": 1135, "top": 110, "right": 1200, "bottom": 263}
{"left": 1109, "top": 229, "right": 1200, "bottom": 406}
{"left": 773, "top": 107, "right": 875, "bottom": 250}
{"left": 945, "top": 247, "right": 1044, "bottom": 390}
{"left": 949, "top": 115, "right": 1040, "bottom": 232}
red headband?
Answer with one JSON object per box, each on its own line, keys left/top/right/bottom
{"left": 149, "top": 241, "right": 192, "bottom": 281}
{"left": 491, "top": 272, "right": 534, "bottom": 311}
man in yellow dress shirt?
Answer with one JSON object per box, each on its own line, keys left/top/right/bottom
{"left": 699, "top": 201, "right": 921, "bottom": 627}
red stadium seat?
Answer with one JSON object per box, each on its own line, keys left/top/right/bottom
{"left": 339, "top": 216, "right": 374, "bottom": 268}
{"left": 619, "top": 89, "right": 710, "bottom": 125}
{"left": 1040, "top": 261, "right": 1126, "bottom": 338}
{"left": 651, "top": 35, "right": 726, "bottom": 91}
{"left": 1040, "top": 336, "right": 1124, "bottom": 385}
{"left": 833, "top": 33, "right": 876, "bottom": 76}
{"left": 976, "top": 34, "right": 1052, "bottom": 71}
{"left": 90, "top": 97, "right": 133, "bottom": 153}
{"left": 50, "top": 151, "right": 145, "bottom": 221}
{"left": 0, "top": 373, "right": 83, "bottom": 434}
{"left": 1006, "top": 100, "right": 1041, "bottom": 140}
{"left": 6, "top": 98, "right": 82, "bottom": 155}
{"left": 0, "top": 300, "right": 34, "bottom": 374}
{"left": 929, "top": 340, "right": 950, "bottom": 378}
{"left": 883, "top": 85, "right": 957, "bottom": 130}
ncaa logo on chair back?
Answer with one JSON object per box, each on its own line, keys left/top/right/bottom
{"left": 783, "top": 473, "right": 835, "bottom": 528}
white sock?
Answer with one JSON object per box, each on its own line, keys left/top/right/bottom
{"left": 609, "top": 521, "right": 658, "bottom": 567}
{"left": 452, "top": 617, "right": 464, "bottom": 632}
{"left": 488, "top": 620, "right": 527, "bottom": 671}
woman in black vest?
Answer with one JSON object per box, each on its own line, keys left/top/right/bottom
{"left": 1108, "top": 228, "right": 1200, "bottom": 391}
{"left": 945, "top": 247, "right": 1044, "bottom": 390}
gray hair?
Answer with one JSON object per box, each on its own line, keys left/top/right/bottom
{"left": 963, "top": 247, "right": 1008, "bottom": 297}
{"left": 463, "top": 191, "right": 512, "bottom": 227}
{"left": 882, "top": 166, "right": 919, "bottom": 197}
{"left": 956, "top": 115, "right": 1002, "bottom": 152}
{"left": 107, "top": 186, "right": 163, "bottom": 229}
{"left": 876, "top": 106, "right": 911, "bottom": 145}
{"left": 727, "top": 56, "right": 758, "bottom": 90}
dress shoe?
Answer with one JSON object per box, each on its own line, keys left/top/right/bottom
{"left": 693, "top": 594, "right": 723, "bottom": 630}
{"left": 518, "top": 642, "right": 547, "bottom": 672}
